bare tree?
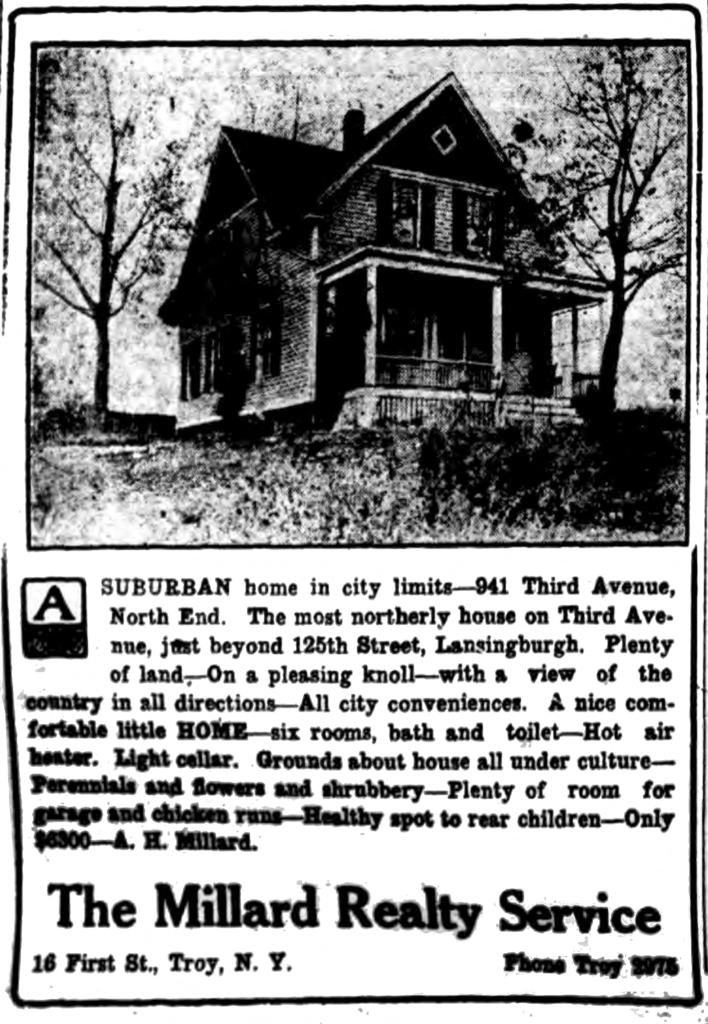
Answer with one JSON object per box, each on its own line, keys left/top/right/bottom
{"left": 34, "top": 51, "right": 192, "bottom": 423}
{"left": 512, "top": 45, "right": 687, "bottom": 410}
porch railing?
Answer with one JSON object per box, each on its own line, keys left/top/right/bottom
{"left": 377, "top": 393, "right": 495, "bottom": 427}
{"left": 376, "top": 356, "right": 494, "bottom": 392}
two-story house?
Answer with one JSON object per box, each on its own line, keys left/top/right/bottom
{"left": 160, "top": 72, "right": 608, "bottom": 431}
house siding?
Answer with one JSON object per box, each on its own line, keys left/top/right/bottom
{"left": 320, "top": 167, "right": 487, "bottom": 262}
{"left": 433, "top": 182, "right": 454, "bottom": 253}
{"left": 241, "top": 239, "right": 314, "bottom": 414}
{"left": 320, "top": 168, "right": 381, "bottom": 261}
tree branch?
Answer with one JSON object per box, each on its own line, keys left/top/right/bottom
{"left": 102, "top": 65, "right": 119, "bottom": 160}
{"left": 35, "top": 276, "right": 94, "bottom": 318}
{"left": 68, "top": 137, "right": 108, "bottom": 191}
{"left": 624, "top": 252, "right": 684, "bottom": 305}
{"left": 60, "top": 193, "right": 102, "bottom": 240}
{"left": 597, "top": 72, "right": 622, "bottom": 144}
{"left": 557, "top": 89, "right": 619, "bottom": 148}
{"left": 110, "top": 262, "right": 150, "bottom": 316}
{"left": 625, "top": 130, "right": 683, "bottom": 224}
{"left": 45, "top": 240, "right": 97, "bottom": 310}
{"left": 554, "top": 61, "right": 619, "bottom": 146}
{"left": 616, "top": 90, "right": 646, "bottom": 224}
{"left": 584, "top": 204, "right": 609, "bottom": 239}
{"left": 111, "top": 200, "right": 161, "bottom": 271}
{"left": 629, "top": 223, "right": 684, "bottom": 255}
{"left": 605, "top": 145, "right": 623, "bottom": 251}
{"left": 565, "top": 233, "right": 612, "bottom": 283}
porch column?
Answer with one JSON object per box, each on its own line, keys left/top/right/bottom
{"left": 571, "top": 305, "right": 579, "bottom": 384}
{"left": 307, "top": 223, "right": 320, "bottom": 402}
{"left": 365, "top": 262, "right": 378, "bottom": 386}
{"left": 491, "top": 283, "right": 503, "bottom": 378}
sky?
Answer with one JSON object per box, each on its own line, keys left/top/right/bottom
{"left": 90, "top": 43, "right": 576, "bottom": 224}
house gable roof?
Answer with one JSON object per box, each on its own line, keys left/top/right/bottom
{"left": 215, "top": 72, "right": 529, "bottom": 232}
{"left": 220, "top": 127, "right": 347, "bottom": 231}
{"left": 160, "top": 73, "right": 544, "bottom": 325}
{"left": 160, "top": 130, "right": 345, "bottom": 324}
{"left": 192, "top": 133, "right": 255, "bottom": 234}
{"left": 315, "top": 71, "right": 527, "bottom": 207}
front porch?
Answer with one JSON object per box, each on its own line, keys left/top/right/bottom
{"left": 317, "top": 253, "right": 605, "bottom": 428}
{"left": 376, "top": 355, "right": 494, "bottom": 392}
{"left": 335, "top": 387, "right": 582, "bottom": 431}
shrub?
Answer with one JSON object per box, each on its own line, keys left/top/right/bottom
{"left": 418, "top": 411, "right": 685, "bottom": 538}
{"left": 30, "top": 413, "right": 686, "bottom": 545}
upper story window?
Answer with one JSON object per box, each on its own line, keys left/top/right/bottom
{"left": 505, "top": 203, "right": 521, "bottom": 237}
{"left": 378, "top": 174, "right": 436, "bottom": 250}
{"left": 453, "top": 189, "right": 495, "bottom": 256}
{"left": 391, "top": 180, "right": 419, "bottom": 246}
{"left": 432, "top": 124, "right": 456, "bottom": 156}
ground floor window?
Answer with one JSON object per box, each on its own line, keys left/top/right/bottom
{"left": 257, "top": 305, "right": 281, "bottom": 379}
{"left": 380, "top": 306, "right": 490, "bottom": 364}
{"left": 380, "top": 305, "right": 434, "bottom": 359}
{"left": 379, "top": 274, "right": 492, "bottom": 365}
{"left": 180, "top": 328, "right": 226, "bottom": 400}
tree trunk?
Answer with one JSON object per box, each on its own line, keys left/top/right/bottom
{"left": 94, "top": 125, "right": 120, "bottom": 428}
{"left": 598, "top": 281, "right": 626, "bottom": 414}
{"left": 94, "top": 313, "right": 111, "bottom": 424}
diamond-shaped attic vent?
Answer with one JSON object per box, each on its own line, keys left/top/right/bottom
{"left": 432, "top": 125, "right": 456, "bottom": 155}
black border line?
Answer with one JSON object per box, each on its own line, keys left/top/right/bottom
{"left": 6, "top": 2, "right": 705, "bottom": 1007}
{"left": 2, "top": 550, "right": 24, "bottom": 1005}
{"left": 19, "top": 27, "right": 698, "bottom": 550}
{"left": 686, "top": 32, "right": 695, "bottom": 549}
{"left": 5, "top": 3, "right": 708, "bottom": 16}
{"left": 10, "top": 552, "right": 703, "bottom": 1008}
{"left": 2, "top": 15, "right": 15, "bottom": 333}
{"left": 24, "top": 34, "right": 35, "bottom": 543}
{"left": 691, "top": 545, "right": 704, "bottom": 994}
{"left": 703, "top": 490, "right": 708, "bottom": 975}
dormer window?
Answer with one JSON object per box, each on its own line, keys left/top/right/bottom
{"left": 432, "top": 124, "right": 456, "bottom": 155}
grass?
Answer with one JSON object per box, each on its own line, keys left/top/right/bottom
{"left": 30, "top": 413, "right": 686, "bottom": 546}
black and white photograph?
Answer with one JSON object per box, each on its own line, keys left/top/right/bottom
{"left": 29, "top": 38, "right": 689, "bottom": 547}
{"left": 3, "top": 3, "right": 705, "bottom": 1015}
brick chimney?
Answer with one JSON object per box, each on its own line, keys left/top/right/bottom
{"left": 342, "top": 108, "right": 366, "bottom": 156}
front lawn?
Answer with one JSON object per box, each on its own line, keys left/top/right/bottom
{"left": 30, "top": 414, "right": 686, "bottom": 546}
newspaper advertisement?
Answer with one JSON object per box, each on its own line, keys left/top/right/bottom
{"left": 1, "top": 0, "right": 705, "bottom": 1016}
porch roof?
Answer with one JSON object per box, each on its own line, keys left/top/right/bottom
{"left": 318, "top": 246, "right": 608, "bottom": 306}
{"left": 523, "top": 269, "right": 608, "bottom": 308}
{"left": 318, "top": 246, "right": 504, "bottom": 285}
